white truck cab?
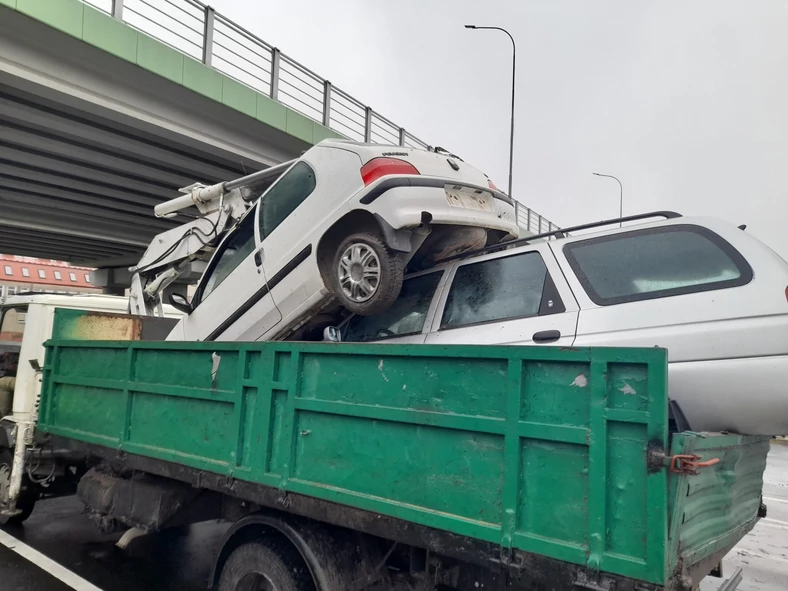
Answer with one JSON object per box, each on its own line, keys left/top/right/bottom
{"left": 0, "top": 293, "right": 179, "bottom": 524}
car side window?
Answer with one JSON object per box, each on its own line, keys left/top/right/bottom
{"left": 562, "top": 225, "right": 753, "bottom": 306}
{"left": 342, "top": 272, "right": 442, "bottom": 342}
{"left": 260, "top": 162, "right": 316, "bottom": 238}
{"left": 440, "top": 251, "right": 565, "bottom": 330}
{"left": 196, "top": 209, "right": 257, "bottom": 304}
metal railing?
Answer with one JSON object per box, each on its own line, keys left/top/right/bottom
{"left": 515, "top": 203, "right": 559, "bottom": 236}
{"left": 82, "top": 0, "right": 556, "bottom": 232}
{"left": 84, "top": 0, "right": 431, "bottom": 150}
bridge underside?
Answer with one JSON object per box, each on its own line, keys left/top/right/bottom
{"left": 0, "top": 83, "right": 250, "bottom": 263}
{"left": 0, "top": 6, "right": 309, "bottom": 265}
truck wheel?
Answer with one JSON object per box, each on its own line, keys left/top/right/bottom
{"left": 217, "top": 539, "right": 316, "bottom": 591}
{"left": 331, "top": 232, "right": 403, "bottom": 316}
{"left": 0, "top": 448, "right": 37, "bottom": 526}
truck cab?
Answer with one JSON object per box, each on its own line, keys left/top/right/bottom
{"left": 0, "top": 293, "right": 180, "bottom": 524}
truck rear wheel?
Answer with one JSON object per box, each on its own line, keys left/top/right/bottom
{"left": 218, "top": 539, "right": 316, "bottom": 591}
{"left": 0, "top": 448, "right": 37, "bottom": 525}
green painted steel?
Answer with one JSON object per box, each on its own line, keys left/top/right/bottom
{"left": 2, "top": 0, "right": 343, "bottom": 145}
{"left": 37, "top": 338, "right": 768, "bottom": 586}
{"left": 667, "top": 432, "right": 770, "bottom": 584}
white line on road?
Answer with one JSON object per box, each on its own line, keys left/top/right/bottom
{"left": 0, "top": 528, "right": 104, "bottom": 591}
{"left": 736, "top": 548, "right": 788, "bottom": 566}
{"left": 764, "top": 496, "right": 788, "bottom": 505}
{"left": 759, "top": 518, "right": 788, "bottom": 531}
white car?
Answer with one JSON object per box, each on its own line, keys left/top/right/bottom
{"left": 167, "top": 140, "right": 518, "bottom": 341}
{"left": 338, "top": 212, "right": 788, "bottom": 436}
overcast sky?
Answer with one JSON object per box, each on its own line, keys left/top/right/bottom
{"left": 212, "top": 0, "right": 788, "bottom": 256}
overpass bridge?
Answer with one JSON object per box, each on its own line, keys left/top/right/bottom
{"left": 0, "top": 0, "right": 555, "bottom": 289}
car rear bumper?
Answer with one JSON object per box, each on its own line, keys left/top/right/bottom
{"left": 670, "top": 354, "right": 788, "bottom": 435}
{"left": 365, "top": 183, "right": 518, "bottom": 235}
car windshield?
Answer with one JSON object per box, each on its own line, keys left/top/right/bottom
{"left": 342, "top": 272, "right": 442, "bottom": 342}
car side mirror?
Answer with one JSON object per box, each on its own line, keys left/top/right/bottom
{"left": 168, "top": 292, "right": 193, "bottom": 315}
{"left": 323, "top": 326, "right": 341, "bottom": 343}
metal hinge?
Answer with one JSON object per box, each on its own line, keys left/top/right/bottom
{"left": 491, "top": 546, "right": 524, "bottom": 573}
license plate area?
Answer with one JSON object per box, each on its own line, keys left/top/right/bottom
{"left": 445, "top": 186, "right": 493, "bottom": 212}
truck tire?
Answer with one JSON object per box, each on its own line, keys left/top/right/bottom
{"left": 331, "top": 232, "right": 404, "bottom": 316}
{"left": 0, "top": 448, "right": 37, "bottom": 526}
{"left": 217, "top": 539, "right": 316, "bottom": 591}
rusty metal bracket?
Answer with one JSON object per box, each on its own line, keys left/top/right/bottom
{"left": 669, "top": 454, "right": 720, "bottom": 475}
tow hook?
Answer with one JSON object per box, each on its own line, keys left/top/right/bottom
{"left": 647, "top": 445, "right": 720, "bottom": 475}
{"left": 668, "top": 454, "right": 720, "bottom": 475}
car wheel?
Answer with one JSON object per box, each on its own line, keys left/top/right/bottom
{"left": 217, "top": 539, "right": 316, "bottom": 591}
{"left": 0, "top": 447, "right": 37, "bottom": 526}
{"left": 331, "top": 232, "right": 404, "bottom": 316}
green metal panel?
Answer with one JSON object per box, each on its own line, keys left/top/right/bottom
{"left": 313, "top": 123, "right": 343, "bottom": 143}
{"left": 51, "top": 308, "right": 142, "bottom": 341}
{"left": 183, "top": 57, "right": 223, "bottom": 102}
{"left": 222, "top": 77, "right": 258, "bottom": 119}
{"left": 136, "top": 33, "right": 184, "bottom": 85}
{"left": 286, "top": 110, "right": 315, "bottom": 143}
{"left": 81, "top": 5, "right": 138, "bottom": 62}
{"left": 17, "top": 0, "right": 83, "bottom": 37}
{"left": 256, "top": 94, "right": 287, "bottom": 131}
{"left": 8, "top": 0, "right": 340, "bottom": 146}
{"left": 40, "top": 338, "right": 673, "bottom": 584}
{"left": 667, "top": 432, "right": 770, "bottom": 584}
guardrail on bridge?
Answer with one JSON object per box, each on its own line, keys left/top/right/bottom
{"left": 82, "top": 0, "right": 557, "bottom": 234}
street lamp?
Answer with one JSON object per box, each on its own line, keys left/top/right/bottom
{"left": 592, "top": 172, "right": 623, "bottom": 227}
{"left": 465, "top": 25, "right": 516, "bottom": 205}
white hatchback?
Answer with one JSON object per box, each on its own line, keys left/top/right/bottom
{"left": 338, "top": 212, "right": 788, "bottom": 436}
{"left": 167, "top": 139, "right": 518, "bottom": 342}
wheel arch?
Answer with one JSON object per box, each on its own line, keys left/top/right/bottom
{"left": 315, "top": 209, "right": 430, "bottom": 284}
{"left": 210, "top": 510, "right": 385, "bottom": 591}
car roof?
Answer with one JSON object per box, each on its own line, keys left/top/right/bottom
{"left": 409, "top": 213, "right": 741, "bottom": 277}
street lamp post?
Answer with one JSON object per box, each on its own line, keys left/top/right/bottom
{"left": 465, "top": 25, "right": 516, "bottom": 205}
{"left": 592, "top": 172, "right": 623, "bottom": 227}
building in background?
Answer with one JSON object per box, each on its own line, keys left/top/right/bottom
{"left": 0, "top": 254, "right": 99, "bottom": 302}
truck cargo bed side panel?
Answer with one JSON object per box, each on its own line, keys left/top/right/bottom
{"left": 39, "top": 340, "right": 670, "bottom": 584}
{"left": 668, "top": 432, "right": 770, "bottom": 585}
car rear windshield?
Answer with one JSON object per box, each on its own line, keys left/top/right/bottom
{"left": 562, "top": 224, "right": 752, "bottom": 305}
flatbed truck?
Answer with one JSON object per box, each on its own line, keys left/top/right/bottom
{"left": 18, "top": 309, "right": 769, "bottom": 591}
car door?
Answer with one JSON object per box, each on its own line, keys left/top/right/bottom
{"left": 340, "top": 269, "right": 447, "bottom": 344}
{"left": 551, "top": 222, "right": 772, "bottom": 432}
{"left": 180, "top": 203, "right": 280, "bottom": 341}
{"left": 258, "top": 146, "right": 364, "bottom": 339}
{"left": 423, "top": 245, "right": 579, "bottom": 346}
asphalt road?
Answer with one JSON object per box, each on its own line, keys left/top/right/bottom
{"left": 1, "top": 444, "right": 787, "bottom": 591}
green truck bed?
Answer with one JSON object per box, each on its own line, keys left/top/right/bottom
{"left": 38, "top": 336, "right": 769, "bottom": 589}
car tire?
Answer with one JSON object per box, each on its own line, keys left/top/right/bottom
{"left": 0, "top": 447, "right": 37, "bottom": 526}
{"left": 217, "top": 539, "right": 316, "bottom": 591}
{"left": 331, "top": 232, "right": 404, "bottom": 316}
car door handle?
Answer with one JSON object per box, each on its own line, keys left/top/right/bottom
{"left": 254, "top": 249, "right": 263, "bottom": 267}
{"left": 532, "top": 330, "right": 561, "bottom": 343}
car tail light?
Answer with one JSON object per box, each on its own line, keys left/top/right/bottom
{"left": 487, "top": 178, "right": 500, "bottom": 191}
{"left": 361, "top": 157, "right": 419, "bottom": 185}
{"left": 785, "top": 286, "right": 788, "bottom": 303}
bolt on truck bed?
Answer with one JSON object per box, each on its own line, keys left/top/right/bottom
{"left": 37, "top": 333, "right": 768, "bottom": 590}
